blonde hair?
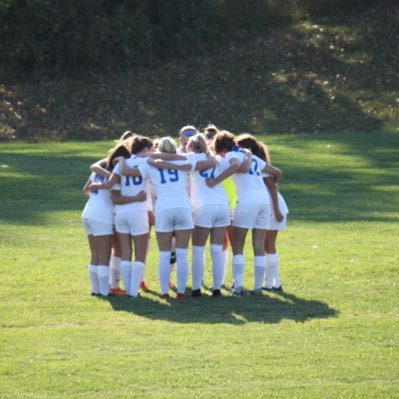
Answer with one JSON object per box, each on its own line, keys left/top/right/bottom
{"left": 187, "top": 133, "right": 208, "bottom": 154}
{"left": 157, "top": 136, "right": 177, "bottom": 154}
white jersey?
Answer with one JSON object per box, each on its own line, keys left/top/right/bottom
{"left": 225, "top": 150, "right": 269, "bottom": 205}
{"left": 139, "top": 160, "right": 195, "bottom": 212}
{"left": 112, "top": 156, "right": 151, "bottom": 213}
{"left": 81, "top": 173, "right": 113, "bottom": 223}
{"left": 185, "top": 152, "right": 230, "bottom": 210}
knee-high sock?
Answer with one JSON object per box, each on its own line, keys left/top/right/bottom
{"left": 192, "top": 245, "right": 205, "bottom": 290}
{"left": 211, "top": 244, "right": 224, "bottom": 290}
{"left": 120, "top": 260, "right": 132, "bottom": 293}
{"left": 232, "top": 254, "right": 245, "bottom": 289}
{"left": 264, "top": 254, "right": 273, "bottom": 289}
{"left": 254, "top": 255, "right": 266, "bottom": 290}
{"left": 88, "top": 264, "right": 100, "bottom": 294}
{"left": 109, "top": 254, "right": 121, "bottom": 289}
{"left": 176, "top": 248, "right": 189, "bottom": 294}
{"left": 130, "top": 261, "right": 145, "bottom": 297}
{"left": 222, "top": 248, "right": 229, "bottom": 286}
{"left": 159, "top": 251, "right": 171, "bottom": 295}
{"left": 97, "top": 265, "right": 110, "bottom": 297}
{"left": 268, "top": 253, "right": 281, "bottom": 288}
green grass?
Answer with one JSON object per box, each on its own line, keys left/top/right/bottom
{"left": 0, "top": 132, "right": 398, "bottom": 398}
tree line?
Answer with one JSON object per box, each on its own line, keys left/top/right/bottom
{"left": 0, "top": 0, "right": 393, "bottom": 73}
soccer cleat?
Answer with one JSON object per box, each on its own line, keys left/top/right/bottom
{"left": 140, "top": 281, "right": 150, "bottom": 292}
{"left": 212, "top": 289, "right": 221, "bottom": 297}
{"left": 272, "top": 286, "right": 283, "bottom": 292}
{"left": 110, "top": 287, "right": 128, "bottom": 295}
{"left": 91, "top": 292, "right": 101, "bottom": 297}
{"left": 250, "top": 289, "right": 263, "bottom": 295}
{"left": 176, "top": 293, "right": 185, "bottom": 301}
{"left": 231, "top": 287, "right": 245, "bottom": 296}
{"left": 191, "top": 289, "right": 202, "bottom": 297}
{"left": 159, "top": 293, "right": 170, "bottom": 299}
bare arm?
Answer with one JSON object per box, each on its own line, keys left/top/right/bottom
{"left": 118, "top": 157, "right": 142, "bottom": 177}
{"left": 194, "top": 154, "right": 218, "bottom": 171}
{"left": 82, "top": 177, "right": 92, "bottom": 196}
{"left": 90, "top": 159, "right": 111, "bottom": 178}
{"left": 111, "top": 190, "right": 147, "bottom": 205}
{"left": 147, "top": 158, "right": 192, "bottom": 171}
{"left": 205, "top": 158, "right": 240, "bottom": 188}
{"left": 263, "top": 164, "right": 282, "bottom": 183}
{"left": 264, "top": 176, "right": 283, "bottom": 222}
{"left": 88, "top": 173, "right": 120, "bottom": 192}
{"left": 137, "top": 152, "right": 186, "bottom": 160}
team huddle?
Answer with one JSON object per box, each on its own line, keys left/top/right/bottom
{"left": 81, "top": 125, "right": 289, "bottom": 300}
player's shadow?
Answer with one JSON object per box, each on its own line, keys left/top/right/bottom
{"left": 104, "top": 289, "right": 338, "bottom": 325}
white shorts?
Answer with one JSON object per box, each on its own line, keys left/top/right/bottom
{"left": 156, "top": 208, "right": 194, "bottom": 233}
{"left": 233, "top": 202, "right": 270, "bottom": 230}
{"left": 115, "top": 210, "right": 149, "bottom": 236}
{"left": 82, "top": 218, "right": 113, "bottom": 236}
{"left": 193, "top": 204, "right": 230, "bottom": 228}
{"left": 269, "top": 192, "right": 289, "bottom": 231}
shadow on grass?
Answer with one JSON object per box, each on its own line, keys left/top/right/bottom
{"left": 103, "top": 289, "right": 338, "bottom": 325}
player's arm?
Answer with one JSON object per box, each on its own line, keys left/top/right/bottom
{"left": 236, "top": 148, "right": 252, "bottom": 173}
{"left": 137, "top": 152, "right": 186, "bottom": 160}
{"left": 90, "top": 158, "right": 111, "bottom": 178}
{"left": 194, "top": 154, "right": 218, "bottom": 171}
{"left": 205, "top": 158, "right": 240, "bottom": 188}
{"left": 88, "top": 173, "right": 120, "bottom": 192}
{"left": 147, "top": 158, "right": 192, "bottom": 171}
{"left": 82, "top": 177, "right": 92, "bottom": 196}
{"left": 117, "top": 157, "right": 142, "bottom": 177}
{"left": 264, "top": 176, "right": 284, "bottom": 222}
{"left": 111, "top": 190, "right": 147, "bottom": 205}
{"left": 263, "top": 164, "right": 282, "bottom": 183}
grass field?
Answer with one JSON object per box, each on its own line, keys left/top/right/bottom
{"left": 0, "top": 132, "right": 398, "bottom": 398}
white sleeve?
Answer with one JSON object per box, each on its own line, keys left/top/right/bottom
{"left": 111, "top": 182, "right": 121, "bottom": 191}
{"left": 112, "top": 163, "right": 121, "bottom": 176}
{"left": 138, "top": 162, "right": 149, "bottom": 179}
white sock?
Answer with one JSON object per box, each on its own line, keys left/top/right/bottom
{"left": 232, "top": 254, "right": 245, "bottom": 289}
{"left": 120, "top": 260, "right": 132, "bottom": 293}
{"left": 192, "top": 245, "right": 205, "bottom": 290}
{"left": 97, "top": 265, "right": 110, "bottom": 297}
{"left": 211, "top": 244, "right": 224, "bottom": 290}
{"left": 254, "top": 255, "right": 266, "bottom": 290}
{"left": 109, "top": 254, "right": 121, "bottom": 289}
{"left": 222, "top": 248, "right": 229, "bottom": 286}
{"left": 159, "top": 251, "right": 171, "bottom": 295}
{"left": 88, "top": 264, "right": 100, "bottom": 294}
{"left": 130, "top": 261, "right": 145, "bottom": 297}
{"left": 264, "top": 254, "right": 273, "bottom": 289}
{"left": 176, "top": 248, "right": 189, "bottom": 294}
{"left": 268, "top": 253, "right": 281, "bottom": 288}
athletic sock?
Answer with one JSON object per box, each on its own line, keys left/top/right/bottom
{"left": 130, "top": 261, "right": 145, "bottom": 297}
{"left": 254, "top": 255, "right": 267, "bottom": 291}
{"left": 159, "top": 251, "right": 171, "bottom": 295}
{"left": 222, "top": 248, "right": 229, "bottom": 286}
{"left": 120, "top": 260, "right": 132, "bottom": 293}
{"left": 109, "top": 254, "right": 121, "bottom": 289}
{"left": 264, "top": 254, "right": 273, "bottom": 289}
{"left": 88, "top": 264, "right": 100, "bottom": 294}
{"left": 268, "top": 253, "right": 281, "bottom": 288}
{"left": 176, "top": 248, "right": 189, "bottom": 294}
{"left": 210, "top": 244, "right": 224, "bottom": 290}
{"left": 232, "top": 254, "right": 245, "bottom": 289}
{"left": 97, "top": 265, "right": 110, "bottom": 297}
{"left": 192, "top": 245, "right": 205, "bottom": 290}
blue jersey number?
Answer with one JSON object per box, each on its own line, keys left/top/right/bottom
{"left": 124, "top": 175, "right": 143, "bottom": 186}
{"left": 199, "top": 166, "right": 216, "bottom": 180}
{"left": 248, "top": 159, "right": 261, "bottom": 176}
{"left": 158, "top": 168, "right": 179, "bottom": 184}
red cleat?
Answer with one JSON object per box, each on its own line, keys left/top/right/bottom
{"left": 140, "top": 281, "right": 150, "bottom": 292}
{"left": 159, "top": 293, "right": 170, "bottom": 299}
{"left": 110, "top": 287, "right": 128, "bottom": 296}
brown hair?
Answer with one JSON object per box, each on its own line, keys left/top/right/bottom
{"left": 106, "top": 143, "right": 131, "bottom": 170}
{"left": 213, "top": 130, "right": 236, "bottom": 154}
{"left": 130, "top": 135, "right": 153, "bottom": 154}
{"left": 236, "top": 133, "right": 270, "bottom": 163}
